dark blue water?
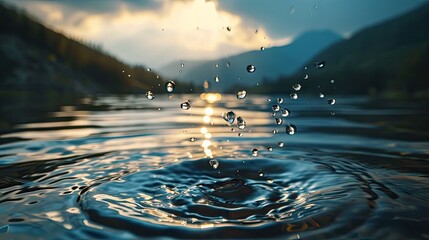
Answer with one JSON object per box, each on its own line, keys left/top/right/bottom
{"left": 0, "top": 94, "right": 428, "bottom": 239}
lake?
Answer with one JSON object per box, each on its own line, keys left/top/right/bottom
{"left": 0, "top": 94, "right": 428, "bottom": 239}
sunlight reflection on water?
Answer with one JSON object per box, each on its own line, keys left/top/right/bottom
{"left": 0, "top": 94, "right": 428, "bottom": 239}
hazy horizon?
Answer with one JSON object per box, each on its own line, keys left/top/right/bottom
{"left": 3, "top": 0, "right": 425, "bottom": 68}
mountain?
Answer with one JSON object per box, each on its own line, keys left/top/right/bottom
{"left": 0, "top": 3, "right": 195, "bottom": 98}
{"left": 265, "top": 2, "right": 429, "bottom": 98}
{"left": 158, "top": 30, "right": 342, "bottom": 91}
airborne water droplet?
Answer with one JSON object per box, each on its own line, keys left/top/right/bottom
{"left": 258, "top": 169, "right": 264, "bottom": 176}
{"left": 146, "top": 91, "right": 154, "bottom": 100}
{"left": 292, "top": 83, "right": 301, "bottom": 91}
{"left": 272, "top": 105, "right": 280, "bottom": 112}
{"left": 226, "top": 26, "right": 231, "bottom": 31}
{"left": 314, "top": 61, "right": 326, "bottom": 69}
{"left": 272, "top": 129, "right": 278, "bottom": 134}
{"left": 252, "top": 149, "right": 258, "bottom": 157}
{"left": 181, "top": 62, "right": 185, "bottom": 68}
{"left": 281, "top": 109, "right": 290, "bottom": 117}
{"left": 278, "top": 142, "right": 284, "bottom": 147}
{"left": 180, "top": 101, "right": 190, "bottom": 110}
{"left": 277, "top": 98, "right": 284, "bottom": 104}
{"left": 275, "top": 118, "right": 283, "bottom": 125}
{"left": 260, "top": 47, "right": 265, "bottom": 51}
{"left": 222, "top": 111, "right": 236, "bottom": 124}
{"left": 267, "top": 179, "right": 274, "bottom": 184}
{"left": 271, "top": 112, "right": 276, "bottom": 117}
{"left": 290, "top": 93, "right": 298, "bottom": 99}
{"left": 209, "top": 159, "right": 219, "bottom": 169}
{"left": 267, "top": 146, "right": 273, "bottom": 152}
{"left": 238, "top": 132, "right": 243, "bottom": 137}
{"left": 286, "top": 124, "right": 297, "bottom": 135}
{"left": 189, "top": 137, "right": 197, "bottom": 142}
{"left": 331, "top": 79, "right": 335, "bottom": 84}
{"left": 236, "top": 90, "right": 247, "bottom": 99}
{"left": 165, "top": 81, "right": 176, "bottom": 93}
{"left": 303, "top": 74, "right": 309, "bottom": 80}
{"left": 237, "top": 116, "right": 246, "bottom": 130}
{"left": 327, "top": 98, "right": 336, "bottom": 105}
{"left": 246, "top": 64, "right": 256, "bottom": 73}
{"left": 214, "top": 75, "right": 220, "bottom": 82}
{"left": 146, "top": 68, "right": 151, "bottom": 72}
{"left": 319, "top": 93, "right": 325, "bottom": 98}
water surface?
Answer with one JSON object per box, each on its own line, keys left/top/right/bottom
{"left": 0, "top": 94, "right": 428, "bottom": 239}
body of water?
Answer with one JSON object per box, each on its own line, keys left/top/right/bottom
{"left": 0, "top": 94, "right": 428, "bottom": 239}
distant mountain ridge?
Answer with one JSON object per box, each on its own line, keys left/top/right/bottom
{"left": 265, "top": 2, "right": 429, "bottom": 98}
{"left": 159, "top": 30, "right": 342, "bottom": 91}
{"left": 0, "top": 3, "right": 197, "bottom": 97}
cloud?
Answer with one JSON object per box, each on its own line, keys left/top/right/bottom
{"left": 8, "top": 0, "right": 290, "bottom": 68}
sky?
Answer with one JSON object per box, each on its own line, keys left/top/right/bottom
{"left": 4, "top": 0, "right": 425, "bottom": 69}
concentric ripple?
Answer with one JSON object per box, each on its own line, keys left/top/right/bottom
{"left": 79, "top": 157, "right": 384, "bottom": 239}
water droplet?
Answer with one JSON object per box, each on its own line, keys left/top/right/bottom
{"left": 146, "top": 91, "right": 154, "bottom": 100}
{"left": 281, "top": 109, "right": 290, "bottom": 117}
{"left": 286, "top": 124, "right": 297, "bottom": 135}
{"left": 275, "top": 118, "right": 283, "bottom": 125}
{"left": 255, "top": 28, "right": 259, "bottom": 34}
{"left": 293, "top": 83, "right": 301, "bottom": 91}
{"left": 267, "top": 146, "right": 273, "bottom": 152}
{"left": 189, "top": 137, "right": 197, "bottom": 142}
{"left": 180, "top": 101, "right": 190, "bottom": 110}
{"left": 214, "top": 75, "right": 220, "bottom": 82}
{"left": 252, "top": 149, "right": 258, "bottom": 157}
{"left": 237, "top": 116, "right": 246, "bottom": 130}
{"left": 128, "top": 74, "right": 131, "bottom": 77}
{"left": 327, "top": 98, "right": 336, "bottom": 105}
{"left": 181, "top": 62, "right": 185, "bottom": 68}
{"left": 231, "top": 128, "right": 235, "bottom": 132}
{"left": 222, "top": 111, "right": 236, "bottom": 124}
{"left": 330, "top": 79, "right": 335, "bottom": 84}
{"left": 267, "top": 179, "right": 274, "bottom": 184}
{"left": 215, "top": 64, "right": 219, "bottom": 68}
{"left": 258, "top": 169, "right": 264, "bottom": 176}
{"left": 156, "top": 75, "right": 160, "bottom": 79}
{"left": 165, "top": 81, "right": 176, "bottom": 93}
{"left": 246, "top": 64, "right": 256, "bottom": 73}
{"left": 146, "top": 68, "right": 151, "bottom": 72}
{"left": 272, "top": 129, "right": 278, "bottom": 134}
{"left": 271, "top": 112, "right": 276, "bottom": 117}
{"left": 331, "top": 112, "right": 336, "bottom": 116}
{"left": 226, "top": 26, "right": 231, "bottom": 31}
{"left": 236, "top": 90, "right": 247, "bottom": 99}
{"left": 319, "top": 93, "right": 325, "bottom": 98}
{"left": 303, "top": 74, "right": 309, "bottom": 80}
{"left": 277, "top": 98, "right": 284, "bottom": 104}
{"left": 314, "top": 61, "right": 325, "bottom": 69}
{"left": 238, "top": 133, "right": 243, "bottom": 137}
{"left": 290, "top": 93, "right": 298, "bottom": 99}
{"left": 267, "top": 98, "right": 272, "bottom": 102}
{"left": 226, "top": 61, "right": 230, "bottom": 68}
{"left": 203, "top": 80, "right": 210, "bottom": 90}
{"left": 260, "top": 47, "right": 265, "bottom": 51}
{"left": 278, "top": 142, "right": 284, "bottom": 147}
{"left": 209, "top": 159, "right": 219, "bottom": 169}
{"left": 272, "top": 105, "right": 280, "bottom": 112}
